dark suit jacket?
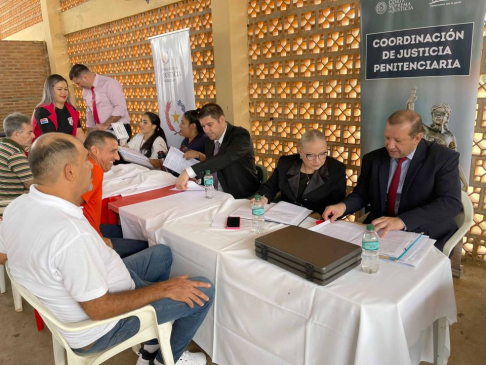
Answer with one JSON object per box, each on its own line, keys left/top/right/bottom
{"left": 343, "top": 139, "right": 462, "bottom": 251}
{"left": 192, "top": 123, "right": 260, "bottom": 199}
{"left": 259, "top": 154, "right": 346, "bottom": 214}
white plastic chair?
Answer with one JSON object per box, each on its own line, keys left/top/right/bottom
{"left": 6, "top": 263, "right": 174, "bottom": 365}
{"left": 442, "top": 190, "right": 474, "bottom": 257}
{"left": 0, "top": 264, "right": 5, "bottom": 294}
{"left": 0, "top": 263, "right": 23, "bottom": 311}
{"left": 0, "top": 221, "right": 4, "bottom": 294}
{"left": 0, "top": 218, "right": 23, "bottom": 310}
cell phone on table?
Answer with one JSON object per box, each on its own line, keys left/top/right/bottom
{"left": 226, "top": 216, "right": 241, "bottom": 230}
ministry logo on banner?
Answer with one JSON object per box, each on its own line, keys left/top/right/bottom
{"left": 163, "top": 99, "right": 187, "bottom": 135}
{"left": 376, "top": 0, "right": 414, "bottom": 14}
{"left": 150, "top": 28, "right": 196, "bottom": 148}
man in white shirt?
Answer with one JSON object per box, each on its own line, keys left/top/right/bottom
{"left": 1, "top": 133, "right": 212, "bottom": 365}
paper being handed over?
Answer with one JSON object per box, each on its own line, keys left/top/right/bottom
{"left": 163, "top": 147, "right": 199, "bottom": 174}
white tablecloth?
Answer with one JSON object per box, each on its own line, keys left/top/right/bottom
{"left": 214, "top": 238, "right": 455, "bottom": 365}
{"left": 119, "top": 191, "right": 234, "bottom": 244}
{"left": 118, "top": 194, "right": 457, "bottom": 365}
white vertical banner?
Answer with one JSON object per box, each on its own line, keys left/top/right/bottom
{"left": 150, "top": 28, "right": 195, "bottom": 148}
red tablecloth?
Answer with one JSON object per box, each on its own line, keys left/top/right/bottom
{"left": 107, "top": 185, "right": 181, "bottom": 214}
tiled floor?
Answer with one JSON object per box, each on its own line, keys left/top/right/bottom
{"left": 1, "top": 260, "right": 484, "bottom": 365}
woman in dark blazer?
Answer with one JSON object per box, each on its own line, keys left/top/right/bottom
{"left": 258, "top": 129, "right": 346, "bottom": 214}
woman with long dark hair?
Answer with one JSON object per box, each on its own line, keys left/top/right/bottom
{"left": 32, "top": 74, "right": 86, "bottom": 142}
{"left": 127, "top": 112, "right": 168, "bottom": 169}
{"left": 179, "top": 109, "right": 207, "bottom": 160}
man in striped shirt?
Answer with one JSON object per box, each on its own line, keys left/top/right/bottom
{"left": 0, "top": 113, "right": 34, "bottom": 200}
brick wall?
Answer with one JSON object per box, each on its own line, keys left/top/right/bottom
{"left": 0, "top": 41, "right": 50, "bottom": 131}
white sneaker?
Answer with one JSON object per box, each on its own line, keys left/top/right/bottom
{"left": 175, "top": 351, "right": 207, "bottom": 365}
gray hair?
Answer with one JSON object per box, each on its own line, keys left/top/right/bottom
{"left": 84, "top": 130, "right": 118, "bottom": 150}
{"left": 29, "top": 133, "right": 79, "bottom": 184}
{"left": 35, "top": 74, "right": 73, "bottom": 109}
{"left": 3, "top": 113, "right": 31, "bottom": 137}
{"left": 299, "top": 129, "right": 327, "bottom": 148}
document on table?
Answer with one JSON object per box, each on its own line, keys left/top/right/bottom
{"left": 163, "top": 147, "right": 199, "bottom": 174}
{"left": 378, "top": 231, "right": 422, "bottom": 259}
{"left": 397, "top": 236, "right": 434, "bottom": 267}
{"left": 229, "top": 202, "right": 276, "bottom": 220}
{"left": 310, "top": 220, "right": 363, "bottom": 243}
{"left": 170, "top": 181, "right": 205, "bottom": 192}
{"left": 118, "top": 147, "right": 154, "bottom": 169}
{"left": 229, "top": 201, "right": 311, "bottom": 225}
{"left": 310, "top": 220, "right": 424, "bottom": 262}
{"left": 264, "top": 201, "right": 312, "bottom": 226}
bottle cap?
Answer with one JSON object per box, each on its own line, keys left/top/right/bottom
{"left": 366, "top": 224, "right": 375, "bottom": 230}
{"left": 254, "top": 195, "right": 261, "bottom": 201}
{"left": 205, "top": 170, "right": 210, "bottom": 174}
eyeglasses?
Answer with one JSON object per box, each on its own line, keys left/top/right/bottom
{"left": 302, "top": 151, "right": 328, "bottom": 161}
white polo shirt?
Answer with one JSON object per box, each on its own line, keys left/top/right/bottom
{"left": 1, "top": 186, "right": 134, "bottom": 348}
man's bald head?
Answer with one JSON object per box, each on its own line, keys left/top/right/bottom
{"left": 29, "top": 133, "right": 80, "bottom": 185}
{"left": 386, "top": 109, "right": 424, "bottom": 137}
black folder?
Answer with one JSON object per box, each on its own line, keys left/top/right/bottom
{"left": 255, "top": 225, "right": 361, "bottom": 286}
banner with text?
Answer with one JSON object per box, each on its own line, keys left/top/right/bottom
{"left": 361, "top": 0, "right": 486, "bottom": 181}
{"left": 150, "top": 28, "right": 195, "bottom": 149}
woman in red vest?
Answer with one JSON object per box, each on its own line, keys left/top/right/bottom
{"left": 32, "top": 74, "right": 86, "bottom": 143}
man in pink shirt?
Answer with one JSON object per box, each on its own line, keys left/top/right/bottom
{"left": 69, "top": 64, "right": 132, "bottom": 138}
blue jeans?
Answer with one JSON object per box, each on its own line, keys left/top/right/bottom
{"left": 100, "top": 224, "right": 149, "bottom": 258}
{"left": 72, "top": 245, "right": 215, "bottom": 364}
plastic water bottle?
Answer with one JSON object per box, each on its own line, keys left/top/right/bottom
{"left": 252, "top": 195, "right": 265, "bottom": 233}
{"left": 362, "top": 224, "right": 379, "bottom": 274}
{"left": 203, "top": 170, "right": 214, "bottom": 199}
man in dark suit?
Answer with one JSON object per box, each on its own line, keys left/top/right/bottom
{"left": 323, "top": 109, "right": 462, "bottom": 251}
{"left": 175, "top": 103, "right": 260, "bottom": 199}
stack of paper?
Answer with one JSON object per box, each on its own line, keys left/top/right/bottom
{"left": 229, "top": 201, "right": 312, "bottom": 226}
{"left": 229, "top": 202, "right": 276, "bottom": 220}
{"left": 170, "top": 181, "right": 205, "bottom": 192}
{"left": 118, "top": 147, "right": 154, "bottom": 169}
{"left": 163, "top": 147, "right": 199, "bottom": 174}
{"left": 309, "top": 220, "right": 433, "bottom": 267}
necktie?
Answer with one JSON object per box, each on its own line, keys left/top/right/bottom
{"left": 387, "top": 157, "right": 407, "bottom": 217}
{"left": 91, "top": 87, "right": 100, "bottom": 124}
{"left": 212, "top": 141, "right": 220, "bottom": 190}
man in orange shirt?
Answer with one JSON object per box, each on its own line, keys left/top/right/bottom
{"left": 81, "top": 131, "right": 148, "bottom": 257}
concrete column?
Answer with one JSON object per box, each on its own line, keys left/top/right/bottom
{"left": 211, "top": 0, "right": 250, "bottom": 129}
{"left": 40, "top": 0, "right": 71, "bottom": 79}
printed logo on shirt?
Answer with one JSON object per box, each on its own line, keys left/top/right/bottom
{"left": 40, "top": 118, "right": 49, "bottom": 125}
{"left": 68, "top": 117, "right": 73, "bottom": 126}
